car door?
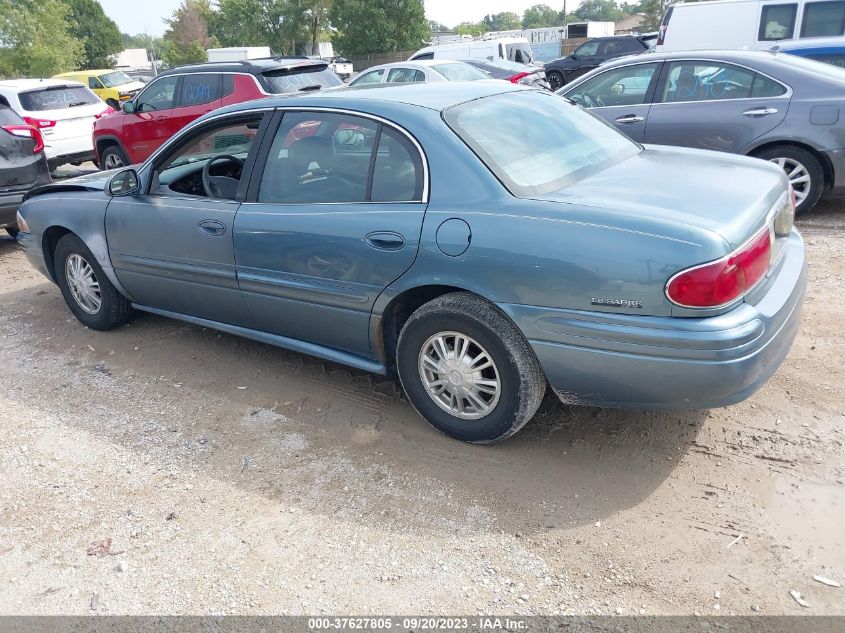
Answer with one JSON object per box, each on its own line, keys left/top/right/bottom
{"left": 564, "top": 62, "right": 662, "bottom": 143}
{"left": 122, "top": 75, "right": 180, "bottom": 162}
{"left": 169, "top": 73, "right": 225, "bottom": 134}
{"left": 643, "top": 60, "right": 790, "bottom": 153}
{"left": 106, "top": 111, "right": 268, "bottom": 326}
{"left": 235, "top": 109, "right": 428, "bottom": 358}
{"left": 567, "top": 39, "right": 601, "bottom": 81}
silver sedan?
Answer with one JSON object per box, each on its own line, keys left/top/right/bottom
{"left": 348, "top": 60, "right": 488, "bottom": 86}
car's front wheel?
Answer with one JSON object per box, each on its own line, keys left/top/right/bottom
{"left": 396, "top": 293, "right": 546, "bottom": 444}
{"left": 100, "top": 145, "right": 129, "bottom": 171}
{"left": 547, "top": 70, "right": 564, "bottom": 91}
{"left": 54, "top": 233, "right": 132, "bottom": 330}
{"left": 754, "top": 145, "right": 823, "bottom": 214}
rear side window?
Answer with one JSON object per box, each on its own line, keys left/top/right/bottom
{"left": 179, "top": 74, "right": 222, "bottom": 107}
{"left": 18, "top": 85, "right": 99, "bottom": 111}
{"left": 371, "top": 128, "right": 423, "bottom": 202}
{"left": 801, "top": 1, "right": 845, "bottom": 37}
{"left": 751, "top": 73, "right": 788, "bottom": 97}
{"left": 259, "top": 65, "right": 343, "bottom": 94}
{"left": 350, "top": 69, "right": 385, "bottom": 85}
{"left": 759, "top": 4, "right": 798, "bottom": 40}
{"left": 386, "top": 68, "right": 425, "bottom": 82}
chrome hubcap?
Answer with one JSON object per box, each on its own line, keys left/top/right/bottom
{"left": 418, "top": 331, "right": 500, "bottom": 420}
{"left": 103, "top": 153, "right": 124, "bottom": 170}
{"left": 65, "top": 254, "right": 101, "bottom": 314}
{"left": 770, "top": 157, "right": 810, "bottom": 206}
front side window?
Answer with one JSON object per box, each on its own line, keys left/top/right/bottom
{"left": 258, "top": 112, "right": 422, "bottom": 204}
{"left": 573, "top": 40, "right": 600, "bottom": 57}
{"left": 135, "top": 76, "right": 178, "bottom": 112}
{"left": 445, "top": 91, "right": 639, "bottom": 197}
{"left": 759, "top": 4, "right": 798, "bottom": 40}
{"left": 661, "top": 62, "right": 755, "bottom": 103}
{"left": 431, "top": 63, "right": 488, "bottom": 81}
{"left": 801, "top": 1, "right": 845, "bottom": 36}
{"left": 18, "top": 85, "right": 99, "bottom": 111}
{"left": 567, "top": 63, "right": 659, "bottom": 108}
{"left": 179, "top": 74, "right": 222, "bottom": 107}
{"left": 88, "top": 77, "right": 103, "bottom": 89}
{"left": 350, "top": 69, "right": 385, "bottom": 86}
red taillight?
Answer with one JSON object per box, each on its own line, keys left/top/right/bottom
{"left": 1, "top": 124, "right": 45, "bottom": 154}
{"left": 95, "top": 106, "right": 115, "bottom": 119}
{"left": 666, "top": 228, "right": 773, "bottom": 308}
{"left": 510, "top": 71, "right": 531, "bottom": 84}
{"left": 23, "top": 116, "right": 56, "bottom": 129}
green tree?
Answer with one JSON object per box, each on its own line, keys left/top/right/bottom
{"left": 330, "top": 0, "right": 428, "bottom": 56}
{"left": 161, "top": 0, "right": 218, "bottom": 66}
{"left": 65, "top": 0, "right": 123, "bottom": 69}
{"left": 454, "top": 21, "right": 485, "bottom": 36}
{"left": 304, "top": 0, "right": 332, "bottom": 55}
{"left": 0, "top": 0, "right": 83, "bottom": 76}
{"left": 428, "top": 20, "right": 451, "bottom": 33}
{"left": 574, "top": 0, "right": 625, "bottom": 22}
{"left": 483, "top": 12, "right": 521, "bottom": 31}
{"left": 522, "top": 4, "right": 562, "bottom": 28}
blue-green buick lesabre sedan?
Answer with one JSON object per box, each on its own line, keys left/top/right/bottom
{"left": 16, "top": 82, "right": 806, "bottom": 443}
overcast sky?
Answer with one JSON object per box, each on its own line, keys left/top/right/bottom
{"left": 98, "top": 0, "right": 575, "bottom": 38}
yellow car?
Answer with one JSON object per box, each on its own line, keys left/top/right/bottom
{"left": 53, "top": 70, "right": 145, "bottom": 109}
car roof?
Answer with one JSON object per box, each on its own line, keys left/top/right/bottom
{"left": 156, "top": 57, "right": 329, "bottom": 78}
{"left": 597, "top": 48, "right": 797, "bottom": 67}
{"left": 222, "top": 81, "right": 529, "bottom": 113}
{"left": 775, "top": 37, "right": 845, "bottom": 51}
{"left": 55, "top": 70, "right": 117, "bottom": 76}
{"left": 364, "top": 59, "right": 467, "bottom": 71}
{"left": 0, "top": 77, "right": 86, "bottom": 91}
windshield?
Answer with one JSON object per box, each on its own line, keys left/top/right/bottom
{"left": 432, "top": 63, "right": 488, "bottom": 81}
{"left": 19, "top": 86, "right": 99, "bottom": 111}
{"left": 444, "top": 91, "right": 640, "bottom": 196}
{"left": 99, "top": 71, "right": 134, "bottom": 88}
{"left": 259, "top": 65, "right": 343, "bottom": 93}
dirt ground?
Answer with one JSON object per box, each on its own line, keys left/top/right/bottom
{"left": 0, "top": 184, "right": 842, "bottom": 616}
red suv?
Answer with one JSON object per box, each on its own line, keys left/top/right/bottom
{"left": 93, "top": 58, "right": 343, "bottom": 170}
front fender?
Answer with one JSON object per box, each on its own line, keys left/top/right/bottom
{"left": 18, "top": 191, "right": 133, "bottom": 301}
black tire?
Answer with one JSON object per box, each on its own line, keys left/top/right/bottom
{"left": 100, "top": 144, "right": 129, "bottom": 171}
{"left": 396, "top": 292, "right": 546, "bottom": 444}
{"left": 5, "top": 226, "right": 19, "bottom": 239}
{"left": 753, "top": 145, "right": 823, "bottom": 215}
{"left": 547, "top": 70, "right": 564, "bottom": 91}
{"left": 54, "top": 233, "right": 132, "bottom": 330}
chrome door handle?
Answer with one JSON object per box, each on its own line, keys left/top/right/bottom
{"left": 742, "top": 107, "right": 778, "bottom": 117}
{"left": 198, "top": 219, "right": 226, "bottom": 236}
{"left": 365, "top": 231, "right": 405, "bottom": 251}
{"left": 615, "top": 114, "right": 645, "bottom": 124}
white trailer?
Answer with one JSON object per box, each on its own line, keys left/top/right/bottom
{"left": 206, "top": 47, "right": 272, "bottom": 62}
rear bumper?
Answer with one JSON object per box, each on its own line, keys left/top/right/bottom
{"left": 499, "top": 229, "right": 807, "bottom": 409}
{"left": 0, "top": 192, "right": 23, "bottom": 227}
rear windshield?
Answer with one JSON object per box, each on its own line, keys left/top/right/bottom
{"left": 19, "top": 85, "right": 100, "bottom": 111}
{"left": 259, "top": 65, "right": 343, "bottom": 93}
{"left": 444, "top": 91, "right": 639, "bottom": 196}
{"left": 99, "top": 71, "right": 134, "bottom": 88}
{"left": 506, "top": 43, "right": 534, "bottom": 64}
{"left": 432, "top": 63, "right": 488, "bottom": 81}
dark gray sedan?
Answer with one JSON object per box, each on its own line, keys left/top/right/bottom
{"left": 559, "top": 50, "right": 845, "bottom": 213}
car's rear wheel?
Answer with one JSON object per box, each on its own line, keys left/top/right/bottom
{"left": 5, "top": 226, "right": 19, "bottom": 239}
{"left": 54, "top": 234, "right": 132, "bottom": 330}
{"left": 396, "top": 292, "right": 546, "bottom": 444}
{"left": 547, "top": 70, "right": 564, "bottom": 91}
{"left": 100, "top": 145, "right": 129, "bottom": 171}
{"left": 754, "top": 145, "right": 823, "bottom": 214}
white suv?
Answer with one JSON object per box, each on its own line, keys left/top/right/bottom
{"left": 0, "top": 79, "right": 109, "bottom": 170}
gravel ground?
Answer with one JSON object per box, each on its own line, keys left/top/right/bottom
{"left": 0, "top": 175, "right": 843, "bottom": 615}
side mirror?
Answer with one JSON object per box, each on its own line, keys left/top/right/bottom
{"left": 122, "top": 101, "right": 135, "bottom": 114}
{"left": 569, "top": 54, "right": 579, "bottom": 61}
{"left": 107, "top": 169, "right": 140, "bottom": 196}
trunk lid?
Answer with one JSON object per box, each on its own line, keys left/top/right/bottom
{"left": 531, "top": 145, "right": 787, "bottom": 248}
{"left": 0, "top": 106, "right": 43, "bottom": 192}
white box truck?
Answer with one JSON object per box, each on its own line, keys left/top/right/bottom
{"left": 206, "top": 47, "right": 272, "bottom": 62}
